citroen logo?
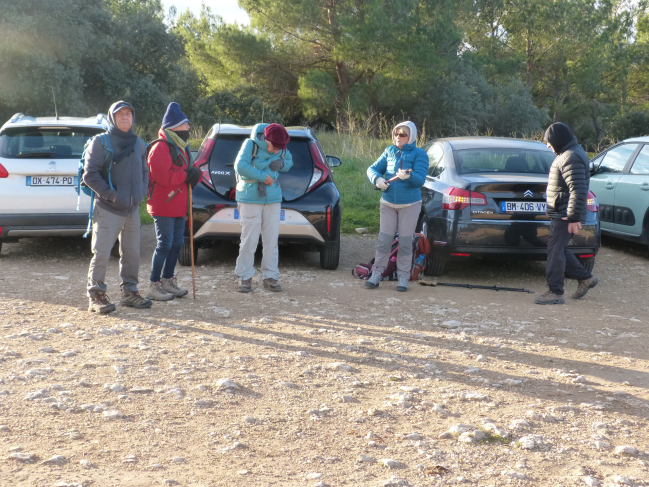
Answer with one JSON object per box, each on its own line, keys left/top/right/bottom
{"left": 524, "top": 190, "right": 533, "bottom": 198}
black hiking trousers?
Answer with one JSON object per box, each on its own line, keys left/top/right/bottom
{"left": 546, "top": 218, "right": 592, "bottom": 295}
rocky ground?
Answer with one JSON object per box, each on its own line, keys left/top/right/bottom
{"left": 0, "top": 227, "right": 648, "bottom": 487}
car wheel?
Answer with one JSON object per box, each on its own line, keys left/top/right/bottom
{"left": 425, "top": 253, "right": 446, "bottom": 276}
{"left": 320, "top": 236, "right": 340, "bottom": 270}
{"left": 580, "top": 260, "right": 595, "bottom": 273}
{"left": 178, "top": 241, "right": 198, "bottom": 266}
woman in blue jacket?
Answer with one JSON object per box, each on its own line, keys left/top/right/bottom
{"left": 365, "top": 121, "right": 428, "bottom": 291}
{"left": 234, "top": 123, "right": 293, "bottom": 293}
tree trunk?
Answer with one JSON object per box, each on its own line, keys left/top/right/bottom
{"left": 526, "top": 31, "right": 533, "bottom": 87}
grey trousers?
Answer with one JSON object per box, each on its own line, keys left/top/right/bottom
{"left": 87, "top": 205, "right": 141, "bottom": 296}
{"left": 546, "top": 218, "right": 592, "bottom": 295}
{"left": 235, "top": 202, "right": 281, "bottom": 281}
{"left": 374, "top": 201, "right": 422, "bottom": 279}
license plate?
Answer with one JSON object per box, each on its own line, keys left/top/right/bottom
{"left": 500, "top": 201, "right": 546, "bottom": 213}
{"left": 234, "top": 209, "right": 286, "bottom": 221}
{"left": 27, "top": 176, "right": 77, "bottom": 186}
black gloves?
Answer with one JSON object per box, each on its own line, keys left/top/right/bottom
{"left": 186, "top": 166, "right": 202, "bottom": 187}
{"left": 269, "top": 159, "right": 284, "bottom": 171}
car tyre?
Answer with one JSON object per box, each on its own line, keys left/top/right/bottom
{"left": 424, "top": 253, "right": 446, "bottom": 276}
{"left": 178, "top": 241, "right": 198, "bottom": 266}
{"left": 580, "top": 260, "right": 595, "bottom": 273}
{"left": 320, "top": 236, "right": 340, "bottom": 270}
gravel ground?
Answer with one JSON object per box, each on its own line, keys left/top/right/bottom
{"left": 0, "top": 227, "right": 648, "bottom": 487}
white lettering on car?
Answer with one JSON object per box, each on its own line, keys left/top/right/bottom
{"left": 211, "top": 170, "right": 231, "bottom": 176}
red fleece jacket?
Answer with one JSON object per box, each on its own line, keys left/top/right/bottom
{"left": 146, "top": 130, "right": 191, "bottom": 218}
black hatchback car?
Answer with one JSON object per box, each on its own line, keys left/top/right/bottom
{"left": 418, "top": 137, "right": 600, "bottom": 276}
{"left": 180, "top": 124, "right": 342, "bottom": 269}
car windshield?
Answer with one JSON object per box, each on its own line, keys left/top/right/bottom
{"left": 0, "top": 127, "right": 104, "bottom": 159}
{"left": 454, "top": 148, "right": 554, "bottom": 175}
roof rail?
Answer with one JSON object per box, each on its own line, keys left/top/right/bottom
{"left": 9, "top": 113, "right": 25, "bottom": 123}
{"left": 96, "top": 113, "right": 107, "bottom": 124}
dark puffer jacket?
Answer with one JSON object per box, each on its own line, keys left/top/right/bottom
{"left": 546, "top": 138, "right": 590, "bottom": 222}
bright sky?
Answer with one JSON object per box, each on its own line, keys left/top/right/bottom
{"left": 161, "top": 0, "right": 250, "bottom": 24}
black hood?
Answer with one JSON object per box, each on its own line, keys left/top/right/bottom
{"left": 543, "top": 123, "right": 574, "bottom": 154}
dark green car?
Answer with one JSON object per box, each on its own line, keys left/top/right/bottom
{"left": 589, "top": 137, "right": 649, "bottom": 246}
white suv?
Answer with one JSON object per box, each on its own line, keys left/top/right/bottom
{"left": 0, "top": 113, "right": 108, "bottom": 253}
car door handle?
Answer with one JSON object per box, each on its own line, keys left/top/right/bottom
{"left": 605, "top": 183, "right": 615, "bottom": 189}
{"left": 641, "top": 182, "right": 649, "bottom": 191}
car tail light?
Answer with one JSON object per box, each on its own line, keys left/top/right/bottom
{"left": 193, "top": 138, "right": 215, "bottom": 189}
{"left": 579, "top": 254, "right": 595, "bottom": 258}
{"left": 307, "top": 141, "right": 329, "bottom": 192}
{"left": 450, "top": 253, "right": 471, "bottom": 257}
{"left": 442, "top": 187, "right": 487, "bottom": 210}
{"left": 587, "top": 190, "right": 599, "bottom": 212}
{"left": 0, "top": 163, "right": 8, "bottom": 178}
{"left": 326, "top": 205, "right": 331, "bottom": 233}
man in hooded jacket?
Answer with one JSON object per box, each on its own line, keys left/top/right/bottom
{"left": 535, "top": 122, "right": 599, "bottom": 305}
{"left": 83, "top": 101, "right": 152, "bottom": 313}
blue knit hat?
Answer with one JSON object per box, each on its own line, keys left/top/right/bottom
{"left": 162, "top": 102, "right": 189, "bottom": 130}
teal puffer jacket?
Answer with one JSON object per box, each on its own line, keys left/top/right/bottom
{"left": 234, "top": 123, "right": 294, "bottom": 205}
{"left": 367, "top": 143, "right": 428, "bottom": 205}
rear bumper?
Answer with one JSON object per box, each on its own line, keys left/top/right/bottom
{"left": 430, "top": 219, "right": 600, "bottom": 261}
{"left": 0, "top": 214, "right": 88, "bottom": 238}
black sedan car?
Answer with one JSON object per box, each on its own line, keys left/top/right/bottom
{"left": 180, "top": 124, "right": 342, "bottom": 269}
{"left": 418, "top": 137, "right": 600, "bottom": 276}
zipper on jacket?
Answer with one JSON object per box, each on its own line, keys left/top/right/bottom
{"left": 148, "top": 181, "right": 156, "bottom": 199}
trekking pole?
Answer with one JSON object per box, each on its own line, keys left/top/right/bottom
{"left": 188, "top": 182, "right": 196, "bottom": 300}
{"left": 420, "top": 281, "right": 535, "bottom": 293}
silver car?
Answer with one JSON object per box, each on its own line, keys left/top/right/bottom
{"left": 0, "top": 113, "right": 108, "bottom": 253}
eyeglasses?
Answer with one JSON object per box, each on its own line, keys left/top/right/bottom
{"left": 395, "top": 133, "right": 408, "bottom": 138}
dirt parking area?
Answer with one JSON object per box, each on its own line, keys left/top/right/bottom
{"left": 0, "top": 226, "right": 648, "bottom": 487}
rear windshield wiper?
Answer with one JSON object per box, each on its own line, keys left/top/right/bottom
{"left": 17, "top": 152, "right": 55, "bottom": 158}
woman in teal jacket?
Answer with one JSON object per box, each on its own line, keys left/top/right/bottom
{"left": 365, "top": 121, "right": 428, "bottom": 292}
{"left": 234, "top": 123, "right": 293, "bottom": 292}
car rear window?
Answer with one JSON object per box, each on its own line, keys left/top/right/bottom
{"left": 208, "top": 135, "right": 314, "bottom": 201}
{"left": 0, "top": 127, "right": 104, "bottom": 159}
{"left": 454, "top": 149, "right": 555, "bottom": 175}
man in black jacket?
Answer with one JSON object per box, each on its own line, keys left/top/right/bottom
{"left": 535, "top": 123, "right": 599, "bottom": 305}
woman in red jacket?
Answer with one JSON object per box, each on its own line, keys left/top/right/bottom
{"left": 145, "top": 102, "right": 201, "bottom": 301}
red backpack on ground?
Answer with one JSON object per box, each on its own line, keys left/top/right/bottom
{"left": 352, "top": 233, "right": 430, "bottom": 281}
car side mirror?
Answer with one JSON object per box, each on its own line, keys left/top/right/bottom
{"left": 326, "top": 155, "right": 342, "bottom": 167}
{"left": 589, "top": 160, "right": 598, "bottom": 176}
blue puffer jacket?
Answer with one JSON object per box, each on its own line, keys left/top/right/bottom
{"left": 234, "top": 123, "right": 294, "bottom": 204}
{"left": 367, "top": 143, "right": 428, "bottom": 205}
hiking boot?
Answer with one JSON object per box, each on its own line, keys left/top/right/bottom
{"left": 88, "top": 291, "right": 116, "bottom": 314}
{"left": 396, "top": 276, "right": 409, "bottom": 292}
{"left": 161, "top": 276, "right": 188, "bottom": 298}
{"left": 571, "top": 276, "right": 599, "bottom": 300}
{"left": 263, "top": 278, "right": 282, "bottom": 292}
{"left": 365, "top": 270, "right": 381, "bottom": 288}
{"left": 238, "top": 278, "right": 252, "bottom": 293}
{"left": 146, "top": 281, "right": 175, "bottom": 301}
{"left": 534, "top": 290, "right": 565, "bottom": 305}
{"left": 120, "top": 290, "right": 153, "bottom": 309}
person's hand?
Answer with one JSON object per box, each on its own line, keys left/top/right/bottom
{"left": 264, "top": 175, "right": 274, "bottom": 186}
{"left": 375, "top": 177, "right": 389, "bottom": 190}
{"left": 397, "top": 169, "right": 412, "bottom": 180}
{"left": 269, "top": 159, "right": 284, "bottom": 171}
{"left": 186, "top": 166, "right": 202, "bottom": 187}
{"left": 568, "top": 221, "right": 582, "bottom": 234}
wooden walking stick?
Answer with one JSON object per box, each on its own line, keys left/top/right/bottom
{"left": 188, "top": 182, "right": 196, "bottom": 300}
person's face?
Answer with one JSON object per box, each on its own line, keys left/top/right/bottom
{"left": 394, "top": 130, "right": 408, "bottom": 149}
{"left": 171, "top": 122, "right": 190, "bottom": 132}
{"left": 266, "top": 140, "right": 280, "bottom": 154}
{"left": 546, "top": 142, "right": 556, "bottom": 154}
{"left": 114, "top": 107, "right": 133, "bottom": 132}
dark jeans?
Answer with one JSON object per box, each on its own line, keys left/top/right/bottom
{"left": 150, "top": 216, "right": 185, "bottom": 282}
{"left": 546, "top": 218, "right": 592, "bottom": 295}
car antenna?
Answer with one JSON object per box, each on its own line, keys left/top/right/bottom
{"left": 51, "top": 86, "right": 59, "bottom": 120}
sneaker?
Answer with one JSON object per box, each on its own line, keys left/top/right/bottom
{"left": 571, "top": 276, "right": 599, "bottom": 300}
{"left": 534, "top": 290, "right": 565, "bottom": 305}
{"left": 88, "top": 291, "right": 116, "bottom": 314}
{"left": 120, "top": 290, "right": 153, "bottom": 309}
{"left": 396, "top": 276, "right": 409, "bottom": 292}
{"left": 161, "top": 276, "right": 188, "bottom": 298}
{"left": 365, "top": 270, "right": 381, "bottom": 288}
{"left": 263, "top": 278, "right": 282, "bottom": 292}
{"left": 146, "top": 281, "right": 175, "bottom": 301}
{"left": 238, "top": 278, "right": 252, "bottom": 293}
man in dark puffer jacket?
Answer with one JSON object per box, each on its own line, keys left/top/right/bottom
{"left": 534, "top": 123, "right": 599, "bottom": 305}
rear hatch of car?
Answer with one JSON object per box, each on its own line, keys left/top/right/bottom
{"left": 204, "top": 134, "right": 315, "bottom": 202}
{"left": 0, "top": 126, "right": 103, "bottom": 213}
